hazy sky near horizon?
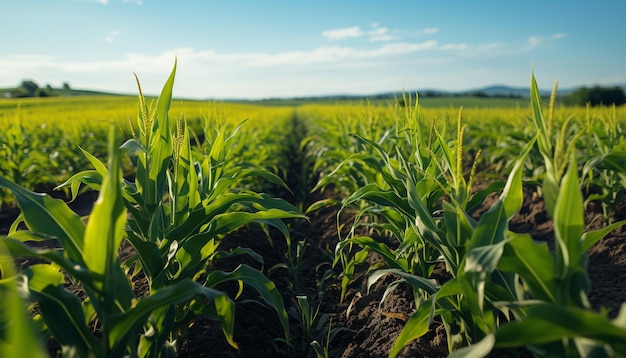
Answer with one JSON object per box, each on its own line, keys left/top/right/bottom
{"left": 1, "top": 0, "right": 625, "bottom": 99}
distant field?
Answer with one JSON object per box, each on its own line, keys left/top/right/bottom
{"left": 233, "top": 95, "right": 528, "bottom": 108}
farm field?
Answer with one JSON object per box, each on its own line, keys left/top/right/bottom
{"left": 2, "top": 69, "right": 626, "bottom": 358}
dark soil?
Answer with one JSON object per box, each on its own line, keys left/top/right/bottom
{"left": 2, "top": 179, "right": 626, "bottom": 357}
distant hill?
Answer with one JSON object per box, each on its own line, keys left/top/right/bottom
{"left": 372, "top": 84, "right": 625, "bottom": 99}
{"left": 0, "top": 80, "right": 126, "bottom": 99}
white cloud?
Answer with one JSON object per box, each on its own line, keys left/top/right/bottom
{"left": 441, "top": 43, "right": 468, "bottom": 51}
{"left": 94, "top": 0, "right": 108, "bottom": 4}
{"left": 322, "top": 26, "right": 364, "bottom": 40}
{"left": 105, "top": 30, "right": 122, "bottom": 43}
{"left": 0, "top": 37, "right": 522, "bottom": 98}
{"left": 0, "top": 40, "right": 450, "bottom": 79}
{"left": 323, "top": 23, "right": 399, "bottom": 42}
{"left": 123, "top": 0, "right": 143, "bottom": 5}
{"left": 478, "top": 42, "right": 503, "bottom": 50}
{"left": 527, "top": 36, "right": 542, "bottom": 47}
{"left": 422, "top": 27, "right": 439, "bottom": 35}
{"left": 527, "top": 32, "right": 566, "bottom": 47}
{"left": 367, "top": 27, "right": 396, "bottom": 42}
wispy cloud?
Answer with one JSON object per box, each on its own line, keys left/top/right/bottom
{"left": 322, "top": 23, "right": 399, "bottom": 42}
{"left": 422, "top": 27, "right": 439, "bottom": 35}
{"left": 321, "top": 26, "right": 363, "bottom": 41}
{"left": 478, "top": 42, "right": 503, "bottom": 50}
{"left": 440, "top": 43, "right": 468, "bottom": 51}
{"left": 368, "top": 26, "right": 390, "bottom": 42}
{"left": 94, "top": 0, "right": 108, "bottom": 4}
{"left": 527, "top": 32, "right": 567, "bottom": 47}
{"left": 0, "top": 35, "right": 551, "bottom": 98}
{"left": 105, "top": 30, "right": 122, "bottom": 43}
{"left": 123, "top": 0, "right": 143, "bottom": 5}
{"left": 0, "top": 40, "right": 453, "bottom": 78}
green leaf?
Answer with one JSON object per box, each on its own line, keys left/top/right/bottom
{"left": 464, "top": 240, "right": 509, "bottom": 311}
{"left": 553, "top": 155, "right": 584, "bottom": 279}
{"left": 448, "top": 334, "right": 494, "bottom": 358}
{"left": 580, "top": 219, "right": 626, "bottom": 252}
{"left": 55, "top": 170, "right": 103, "bottom": 201}
{"left": 108, "top": 279, "right": 238, "bottom": 356}
{"left": 23, "top": 264, "right": 101, "bottom": 356}
{"left": 530, "top": 71, "right": 552, "bottom": 155}
{"left": 495, "top": 304, "right": 626, "bottom": 354}
{"left": 78, "top": 145, "right": 108, "bottom": 176}
{"left": 83, "top": 128, "right": 126, "bottom": 278}
{"left": 204, "top": 265, "right": 290, "bottom": 342}
{"left": 83, "top": 127, "right": 134, "bottom": 316}
{"left": 367, "top": 268, "right": 439, "bottom": 296}
{"left": 542, "top": 169, "right": 560, "bottom": 219}
{"left": 0, "top": 176, "right": 85, "bottom": 263}
{"left": 343, "top": 184, "right": 414, "bottom": 218}
{"left": 499, "top": 137, "right": 535, "bottom": 219}
{"left": 3, "top": 239, "right": 94, "bottom": 286}
{"left": 0, "top": 243, "right": 48, "bottom": 358}
{"left": 305, "top": 198, "right": 340, "bottom": 214}
{"left": 498, "top": 233, "right": 557, "bottom": 303}
{"left": 120, "top": 138, "right": 147, "bottom": 156}
{"left": 469, "top": 200, "right": 507, "bottom": 248}
{"left": 341, "top": 237, "right": 402, "bottom": 270}
{"left": 389, "top": 296, "right": 435, "bottom": 358}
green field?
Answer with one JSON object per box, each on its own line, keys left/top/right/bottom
{"left": 1, "top": 68, "right": 626, "bottom": 357}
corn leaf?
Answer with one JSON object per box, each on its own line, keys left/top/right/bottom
{"left": 0, "top": 243, "right": 48, "bottom": 358}
{"left": 23, "top": 264, "right": 101, "bottom": 355}
{"left": 83, "top": 127, "right": 134, "bottom": 314}
{"left": 0, "top": 176, "right": 85, "bottom": 263}
{"left": 83, "top": 129, "right": 124, "bottom": 274}
{"left": 108, "top": 279, "right": 238, "bottom": 356}
{"left": 367, "top": 268, "right": 439, "bottom": 295}
{"left": 495, "top": 304, "right": 626, "bottom": 354}
{"left": 204, "top": 264, "right": 290, "bottom": 342}
{"left": 498, "top": 233, "right": 557, "bottom": 303}
{"left": 448, "top": 334, "right": 494, "bottom": 358}
{"left": 553, "top": 155, "right": 584, "bottom": 280}
{"left": 389, "top": 296, "right": 435, "bottom": 358}
{"left": 580, "top": 219, "right": 626, "bottom": 252}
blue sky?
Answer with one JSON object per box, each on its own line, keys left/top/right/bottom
{"left": 1, "top": 0, "right": 625, "bottom": 99}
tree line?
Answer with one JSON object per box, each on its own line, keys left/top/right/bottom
{"left": 563, "top": 85, "right": 625, "bottom": 106}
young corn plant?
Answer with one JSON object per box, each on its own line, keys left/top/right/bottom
{"left": 331, "top": 95, "right": 444, "bottom": 304}
{"left": 383, "top": 109, "right": 535, "bottom": 357}
{"left": 1, "top": 127, "right": 238, "bottom": 357}
{"left": 491, "top": 154, "right": 626, "bottom": 357}
{"left": 0, "top": 240, "right": 48, "bottom": 358}
{"left": 529, "top": 75, "right": 587, "bottom": 217}
{"left": 475, "top": 73, "right": 626, "bottom": 357}
{"left": 56, "top": 61, "right": 305, "bottom": 356}
{"left": 324, "top": 93, "right": 528, "bottom": 355}
{"left": 391, "top": 75, "right": 626, "bottom": 357}
{"left": 582, "top": 104, "right": 626, "bottom": 222}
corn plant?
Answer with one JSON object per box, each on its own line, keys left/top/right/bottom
{"left": 56, "top": 61, "right": 305, "bottom": 356}
{"left": 490, "top": 154, "right": 626, "bottom": 356}
{"left": 468, "top": 74, "right": 626, "bottom": 357}
{"left": 318, "top": 77, "right": 626, "bottom": 357}
{"left": 316, "top": 94, "right": 522, "bottom": 355}
{"left": 0, "top": 127, "right": 239, "bottom": 357}
{"left": 0, "top": 239, "right": 48, "bottom": 358}
{"left": 434, "top": 73, "right": 626, "bottom": 357}
{"left": 581, "top": 104, "right": 626, "bottom": 221}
